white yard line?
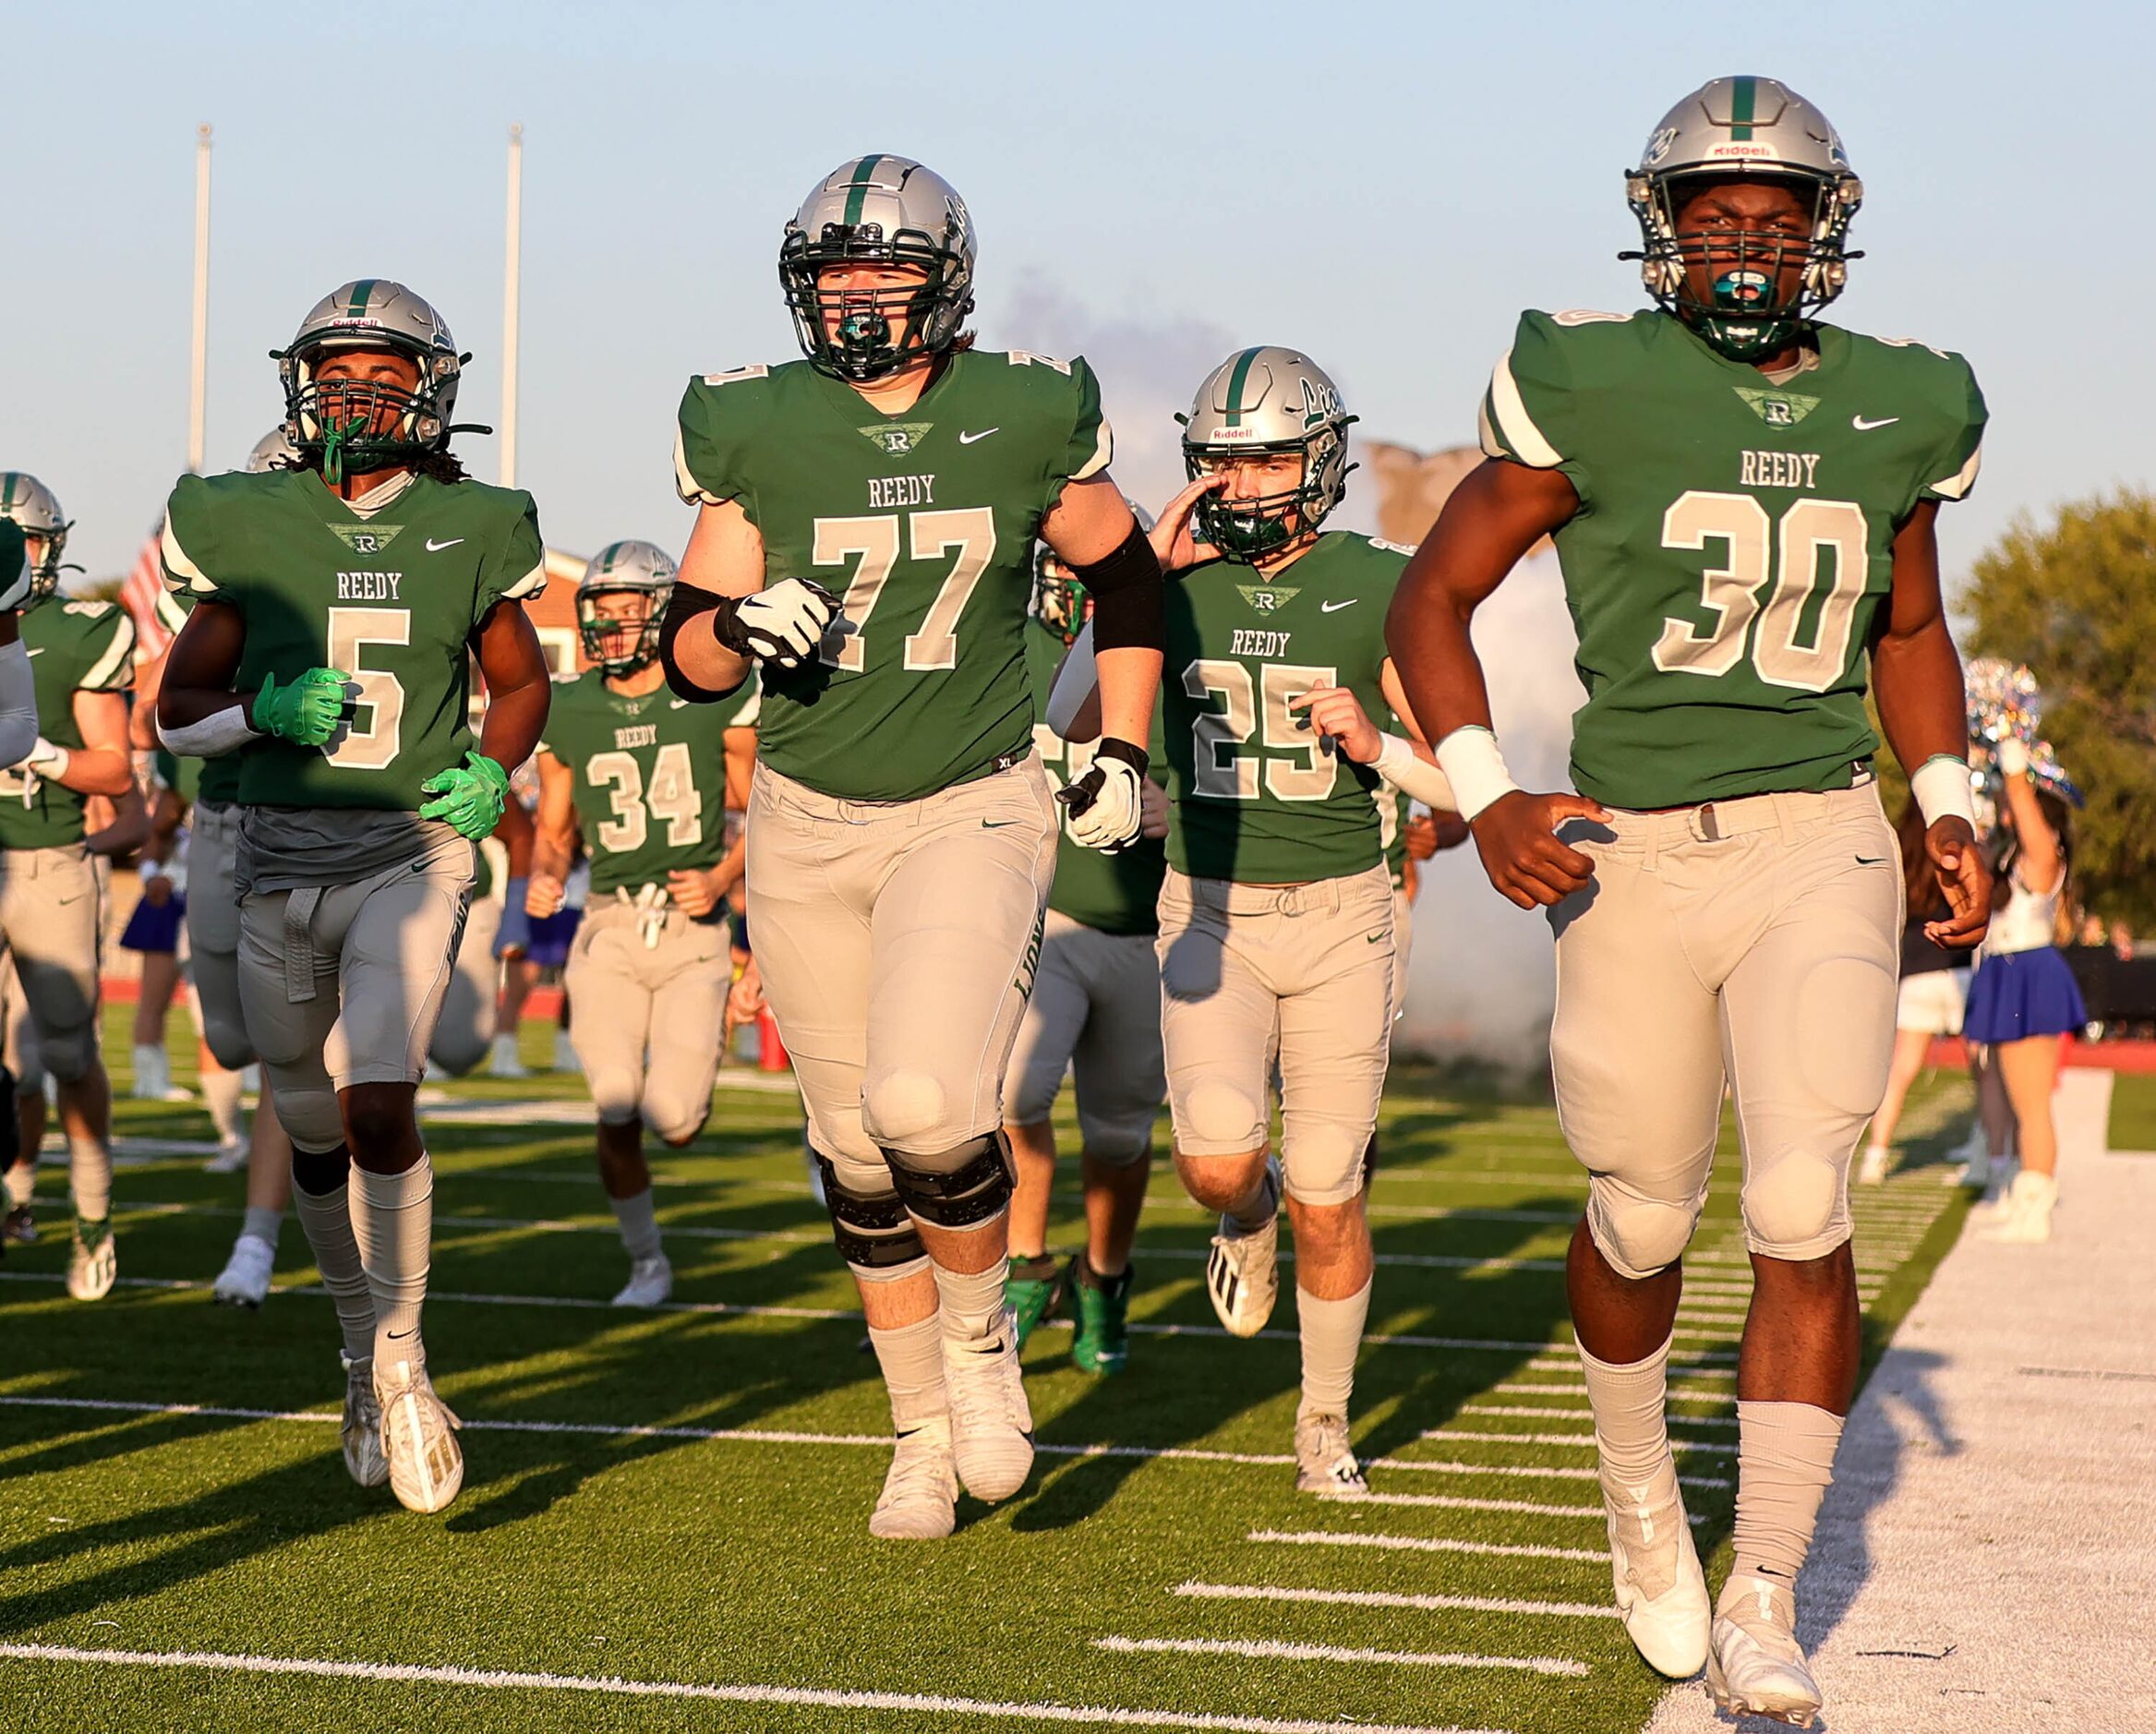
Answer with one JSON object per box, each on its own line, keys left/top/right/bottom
{"left": 1461, "top": 1405, "right": 1736, "bottom": 1429}
{"left": 1249, "top": 1529, "right": 1608, "bottom": 1564}
{"left": 1092, "top": 1636, "right": 1587, "bottom": 1679}
{"left": 1421, "top": 1427, "right": 1736, "bottom": 1456}
{"left": 0, "top": 1643, "right": 1508, "bottom": 1734}
{"left": 1174, "top": 1581, "right": 1616, "bottom": 1621}
{"left": 1325, "top": 1488, "right": 1710, "bottom": 1526}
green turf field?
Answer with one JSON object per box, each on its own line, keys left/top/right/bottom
{"left": 0, "top": 1012, "right": 1976, "bottom": 1733}
{"left": 2107, "top": 1072, "right": 2156, "bottom": 1152}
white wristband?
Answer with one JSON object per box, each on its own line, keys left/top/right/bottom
{"left": 1432, "top": 725, "right": 1521, "bottom": 821}
{"left": 1373, "top": 731, "right": 1460, "bottom": 813}
{"left": 25, "top": 738, "right": 69, "bottom": 782}
{"left": 1994, "top": 735, "right": 2030, "bottom": 777}
{"left": 139, "top": 859, "right": 169, "bottom": 884}
{"left": 157, "top": 704, "right": 260, "bottom": 758}
{"left": 1911, "top": 754, "right": 1978, "bottom": 829}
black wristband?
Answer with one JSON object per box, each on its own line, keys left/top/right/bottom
{"left": 1073, "top": 523, "right": 1164, "bottom": 654}
{"left": 657, "top": 586, "right": 746, "bottom": 704}
{"left": 1096, "top": 736, "right": 1149, "bottom": 777}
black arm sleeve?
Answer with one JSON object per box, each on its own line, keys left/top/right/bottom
{"left": 657, "top": 586, "right": 746, "bottom": 704}
{"left": 1073, "top": 523, "right": 1164, "bottom": 655}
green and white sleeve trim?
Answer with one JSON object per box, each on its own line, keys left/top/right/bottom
{"left": 1480, "top": 349, "right": 1564, "bottom": 470}
{"left": 1071, "top": 416, "right": 1114, "bottom": 482}
{"left": 497, "top": 562, "right": 547, "bottom": 602}
{"left": 1927, "top": 442, "right": 1982, "bottom": 501}
{"left": 81, "top": 611, "right": 139, "bottom": 691}
{"left": 673, "top": 426, "right": 726, "bottom": 507}
{"left": 159, "top": 521, "right": 220, "bottom": 598}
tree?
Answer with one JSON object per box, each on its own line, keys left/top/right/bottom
{"left": 1962, "top": 489, "right": 2156, "bottom": 927}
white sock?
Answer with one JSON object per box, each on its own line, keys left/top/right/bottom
{"left": 352, "top": 1157, "right": 434, "bottom": 1367}
{"left": 866, "top": 1312, "right": 947, "bottom": 1433}
{"left": 1296, "top": 1278, "right": 1373, "bottom": 1419}
{"left": 291, "top": 1179, "right": 375, "bottom": 1364}
{"left": 241, "top": 1205, "right": 283, "bottom": 1251}
{"left": 1722, "top": 1400, "right": 1844, "bottom": 1621}
{"left": 931, "top": 1255, "right": 1008, "bottom": 1345}
{"left": 610, "top": 1187, "right": 663, "bottom": 1262}
{"left": 67, "top": 1133, "right": 111, "bottom": 1222}
{"left": 201, "top": 1066, "right": 246, "bottom": 1146}
{"left": 1580, "top": 1333, "right": 1683, "bottom": 1594}
{"left": 5, "top": 1161, "right": 34, "bottom": 1210}
{"left": 131, "top": 1044, "right": 163, "bottom": 1097}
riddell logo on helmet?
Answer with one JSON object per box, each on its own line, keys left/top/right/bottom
{"left": 1208, "top": 426, "right": 1259, "bottom": 443}
{"left": 1706, "top": 142, "right": 1776, "bottom": 159}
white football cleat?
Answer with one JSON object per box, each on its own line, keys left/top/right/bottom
{"left": 66, "top": 1221, "right": 116, "bottom": 1301}
{"left": 340, "top": 1354, "right": 390, "bottom": 1488}
{"left": 869, "top": 1415, "right": 959, "bottom": 1540}
{"left": 942, "top": 1311, "right": 1033, "bottom": 1502}
{"left": 1295, "top": 1411, "right": 1368, "bottom": 1497}
{"left": 212, "top": 1234, "right": 276, "bottom": 1308}
{"left": 1856, "top": 1144, "right": 1889, "bottom": 1186}
{"left": 205, "top": 1138, "right": 248, "bottom": 1175}
{"left": 612, "top": 1253, "right": 673, "bottom": 1308}
{"left": 488, "top": 1033, "right": 529, "bottom": 1079}
{"left": 1205, "top": 1158, "right": 1282, "bottom": 1338}
{"left": 1707, "top": 1575, "right": 1822, "bottom": 1727}
{"left": 375, "top": 1357, "right": 464, "bottom": 1513}
{"left": 1977, "top": 1170, "right": 2056, "bottom": 1243}
{"left": 128, "top": 1044, "right": 166, "bottom": 1102}
{"left": 1603, "top": 1459, "right": 1711, "bottom": 1678}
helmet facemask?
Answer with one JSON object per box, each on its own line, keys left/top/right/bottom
{"left": 1182, "top": 420, "right": 1353, "bottom": 563}
{"left": 781, "top": 229, "right": 972, "bottom": 382}
{"left": 277, "top": 340, "right": 463, "bottom": 484}
{"left": 578, "top": 584, "right": 671, "bottom": 676}
{"left": 0, "top": 475, "right": 78, "bottom": 606}
{"left": 1030, "top": 547, "right": 1091, "bottom": 645}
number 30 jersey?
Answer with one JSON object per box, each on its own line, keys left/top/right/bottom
{"left": 1479, "top": 309, "right": 1985, "bottom": 810}
{"left": 674, "top": 349, "right": 1111, "bottom": 802}
{"left": 537, "top": 668, "right": 758, "bottom": 897}
{"left": 161, "top": 468, "right": 546, "bottom": 811}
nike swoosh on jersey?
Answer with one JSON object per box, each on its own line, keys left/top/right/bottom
{"left": 425, "top": 536, "right": 465, "bottom": 551}
{"left": 958, "top": 427, "right": 1000, "bottom": 444}
{"left": 669, "top": 698, "right": 691, "bottom": 708}
{"left": 1850, "top": 415, "right": 1899, "bottom": 431}
{"left": 1320, "top": 599, "right": 1358, "bottom": 613}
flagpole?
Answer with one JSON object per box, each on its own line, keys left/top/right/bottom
{"left": 187, "top": 123, "right": 211, "bottom": 475}
{"left": 500, "top": 123, "right": 523, "bottom": 488}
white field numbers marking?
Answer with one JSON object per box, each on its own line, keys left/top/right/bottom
{"left": 1184, "top": 660, "right": 1339, "bottom": 801}
{"left": 324, "top": 606, "right": 410, "bottom": 770}
{"left": 1651, "top": 492, "right": 1872, "bottom": 693}
{"left": 584, "top": 742, "right": 702, "bottom": 853}
{"left": 812, "top": 506, "right": 997, "bottom": 674}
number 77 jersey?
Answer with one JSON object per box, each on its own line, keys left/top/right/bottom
{"left": 674, "top": 349, "right": 1112, "bottom": 802}
{"left": 1479, "top": 308, "right": 1985, "bottom": 811}
{"left": 161, "top": 467, "right": 547, "bottom": 811}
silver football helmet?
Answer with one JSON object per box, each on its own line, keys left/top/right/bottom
{"left": 244, "top": 425, "right": 301, "bottom": 474}
{"left": 1178, "top": 347, "right": 1356, "bottom": 561}
{"left": 1030, "top": 500, "right": 1154, "bottom": 645}
{"left": 1624, "top": 76, "right": 1862, "bottom": 360}
{"left": 0, "top": 472, "right": 75, "bottom": 603}
{"left": 577, "top": 540, "right": 678, "bottom": 675}
{"left": 272, "top": 280, "right": 474, "bottom": 481}
{"left": 780, "top": 155, "right": 977, "bottom": 382}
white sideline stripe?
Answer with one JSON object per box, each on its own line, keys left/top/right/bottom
{"left": 0, "top": 1644, "right": 1507, "bottom": 1734}
{"left": 1330, "top": 1488, "right": 1710, "bottom": 1526}
{"left": 1463, "top": 1404, "right": 1736, "bottom": 1429}
{"left": 1488, "top": 1382, "right": 1733, "bottom": 1401}
{"left": 1421, "top": 1427, "right": 1736, "bottom": 1456}
{"left": 1093, "top": 1636, "right": 1587, "bottom": 1680}
{"left": 1251, "top": 1529, "right": 1607, "bottom": 1564}
{"left": 0, "top": 1394, "right": 1734, "bottom": 1487}
{"left": 1175, "top": 1581, "right": 1616, "bottom": 1621}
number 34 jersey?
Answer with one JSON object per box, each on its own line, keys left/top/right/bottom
{"left": 674, "top": 349, "right": 1111, "bottom": 802}
{"left": 537, "top": 668, "right": 758, "bottom": 897}
{"left": 1480, "top": 309, "right": 1985, "bottom": 811}
{"left": 161, "top": 468, "right": 547, "bottom": 811}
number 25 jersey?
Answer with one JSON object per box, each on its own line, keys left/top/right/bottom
{"left": 674, "top": 349, "right": 1111, "bottom": 802}
{"left": 1479, "top": 309, "right": 1985, "bottom": 810}
{"left": 161, "top": 468, "right": 547, "bottom": 811}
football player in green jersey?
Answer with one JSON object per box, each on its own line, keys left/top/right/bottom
{"left": 1126, "top": 347, "right": 1459, "bottom": 1495}
{"left": 529, "top": 540, "right": 757, "bottom": 1308}
{"left": 158, "top": 281, "right": 553, "bottom": 1515}
{"left": 0, "top": 474, "right": 139, "bottom": 1302}
{"left": 665, "top": 154, "right": 1164, "bottom": 1539}
{"left": 1387, "top": 78, "right": 1991, "bottom": 1722}
{"left": 1001, "top": 530, "right": 1171, "bottom": 1377}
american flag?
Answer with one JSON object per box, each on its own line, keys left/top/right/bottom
{"left": 120, "top": 518, "right": 172, "bottom": 660}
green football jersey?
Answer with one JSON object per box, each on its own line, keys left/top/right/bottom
{"left": 153, "top": 585, "right": 238, "bottom": 808}
{"left": 161, "top": 468, "right": 546, "bottom": 812}
{"left": 674, "top": 349, "right": 1111, "bottom": 801}
{"left": 1023, "top": 618, "right": 1166, "bottom": 936}
{"left": 1162, "top": 532, "right": 1403, "bottom": 885}
{"left": 537, "top": 668, "right": 758, "bottom": 897}
{"left": 1480, "top": 309, "right": 1986, "bottom": 809}
{"left": 0, "top": 596, "right": 136, "bottom": 849}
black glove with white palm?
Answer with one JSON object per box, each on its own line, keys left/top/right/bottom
{"left": 712, "top": 577, "right": 839, "bottom": 671}
{"left": 1057, "top": 738, "right": 1149, "bottom": 853}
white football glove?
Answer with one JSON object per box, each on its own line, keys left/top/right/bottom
{"left": 723, "top": 578, "right": 839, "bottom": 671}
{"left": 0, "top": 548, "right": 33, "bottom": 612}
{"left": 1058, "top": 739, "right": 1149, "bottom": 853}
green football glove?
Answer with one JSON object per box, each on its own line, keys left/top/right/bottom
{"left": 419, "top": 751, "right": 511, "bottom": 841}
{"left": 251, "top": 667, "right": 351, "bottom": 746}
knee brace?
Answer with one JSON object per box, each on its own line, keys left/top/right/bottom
{"left": 881, "top": 1130, "right": 1014, "bottom": 1229}
{"left": 291, "top": 1142, "right": 352, "bottom": 1198}
{"left": 815, "top": 1152, "right": 927, "bottom": 1279}
{"left": 1585, "top": 1174, "right": 1705, "bottom": 1281}
{"left": 1740, "top": 1146, "right": 1851, "bottom": 1261}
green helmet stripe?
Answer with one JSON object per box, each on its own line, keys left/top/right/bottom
{"left": 1728, "top": 76, "right": 1756, "bottom": 141}
{"left": 346, "top": 279, "right": 378, "bottom": 319}
{"left": 0, "top": 475, "right": 16, "bottom": 512}
{"left": 843, "top": 155, "right": 885, "bottom": 227}
{"left": 1223, "top": 347, "right": 1261, "bottom": 427}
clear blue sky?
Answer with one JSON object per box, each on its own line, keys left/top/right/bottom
{"left": 14, "top": 0, "right": 2147, "bottom": 595}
